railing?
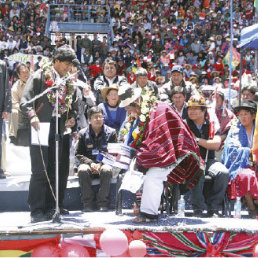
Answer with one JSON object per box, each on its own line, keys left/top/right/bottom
{"left": 46, "top": 4, "right": 114, "bottom": 44}
{"left": 49, "top": 4, "right": 109, "bottom": 23}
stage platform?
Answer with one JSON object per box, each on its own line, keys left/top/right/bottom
{"left": 0, "top": 210, "right": 257, "bottom": 257}
{"left": 1, "top": 142, "right": 258, "bottom": 256}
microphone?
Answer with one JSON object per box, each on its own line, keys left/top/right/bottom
{"left": 72, "top": 59, "right": 87, "bottom": 82}
{"left": 72, "top": 58, "right": 81, "bottom": 67}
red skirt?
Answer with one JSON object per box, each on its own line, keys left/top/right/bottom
{"left": 228, "top": 168, "right": 258, "bottom": 200}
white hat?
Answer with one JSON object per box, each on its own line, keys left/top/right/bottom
{"left": 118, "top": 84, "right": 142, "bottom": 108}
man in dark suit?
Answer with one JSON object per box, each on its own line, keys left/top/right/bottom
{"left": 20, "top": 45, "right": 78, "bottom": 223}
{"left": 0, "top": 60, "right": 11, "bottom": 179}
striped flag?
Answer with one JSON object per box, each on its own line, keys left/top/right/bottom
{"left": 252, "top": 106, "right": 258, "bottom": 162}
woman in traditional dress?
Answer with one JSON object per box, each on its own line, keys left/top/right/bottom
{"left": 222, "top": 100, "right": 258, "bottom": 218}
{"left": 98, "top": 85, "right": 127, "bottom": 133}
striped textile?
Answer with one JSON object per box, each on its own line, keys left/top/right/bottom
{"left": 142, "top": 231, "right": 258, "bottom": 257}
{"left": 136, "top": 102, "right": 203, "bottom": 188}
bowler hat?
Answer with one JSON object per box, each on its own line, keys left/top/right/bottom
{"left": 234, "top": 100, "right": 257, "bottom": 113}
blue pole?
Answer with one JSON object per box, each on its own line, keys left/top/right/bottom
{"left": 228, "top": 0, "right": 233, "bottom": 109}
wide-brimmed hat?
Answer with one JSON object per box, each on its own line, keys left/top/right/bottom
{"left": 234, "top": 100, "right": 257, "bottom": 113}
{"left": 187, "top": 95, "right": 207, "bottom": 107}
{"left": 118, "top": 84, "right": 142, "bottom": 108}
{"left": 101, "top": 85, "right": 119, "bottom": 100}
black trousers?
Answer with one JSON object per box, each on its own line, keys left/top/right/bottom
{"left": 28, "top": 119, "right": 70, "bottom": 215}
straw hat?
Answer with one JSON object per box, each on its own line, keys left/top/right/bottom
{"left": 101, "top": 85, "right": 119, "bottom": 101}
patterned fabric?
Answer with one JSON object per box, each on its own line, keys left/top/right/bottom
{"left": 142, "top": 231, "right": 258, "bottom": 257}
{"left": 136, "top": 102, "right": 203, "bottom": 189}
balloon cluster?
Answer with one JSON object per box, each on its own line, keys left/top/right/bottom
{"left": 31, "top": 229, "right": 147, "bottom": 257}
{"left": 31, "top": 243, "right": 90, "bottom": 257}
{"left": 100, "top": 229, "right": 147, "bottom": 257}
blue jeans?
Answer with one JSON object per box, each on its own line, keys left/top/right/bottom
{"left": 191, "top": 159, "right": 229, "bottom": 212}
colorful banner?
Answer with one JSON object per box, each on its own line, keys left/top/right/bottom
{"left": 0, "top": 230, "right": 257, "bottom": 257}
{"left": 0, "top": 235, "right": 60, "bottom": 257}
{"left": 223, "top": 47, "right": 240, "bottom": 70}
{"left": 7, "top": 53, "right": 49, "bottom": 66}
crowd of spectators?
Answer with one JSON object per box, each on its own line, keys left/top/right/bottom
{"left": 0, "top": 0, "right": 257, "bottom": 92}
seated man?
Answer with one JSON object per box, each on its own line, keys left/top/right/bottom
{"left": 171, "top": 86, "right": 188, "bottom": 119}
{"left": 131, "top": 67, "right": 159, "bottom": 97}
{"left": 75, "top": 106, "right": 117, "bottom": 212}
{"left": 9, "top": 63, "right": 30, "bottom": 144}
{"left": 185, "top": 95, "right": 229, "bottom": 217}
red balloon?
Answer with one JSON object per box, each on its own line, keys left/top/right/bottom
{"left": 31, "top": 244, "right": 60, "bottom": 257}
{"left": 253, "top": 243, "right": 258, "bottom": 257}
{"left": 60, "top": 244, "right": 90, "bottom": 257}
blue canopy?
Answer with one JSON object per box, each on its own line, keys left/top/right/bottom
{"left": 239, "top": 23, "right": 258, "bottom": 49}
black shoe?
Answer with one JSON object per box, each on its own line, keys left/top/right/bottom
{"left": 60, "top": 207, "right": 69, "bottom": 215}
{"left": 45, "top": 209, "right": 55, "bottom": 220}
{"left": 207, "top": 210, "right": 221, "bottom": 218}
{"left": 98, "top": 206, "right": 109, "bottom": 212}
{"left": 0, "top": 171, "right": 6, "bottom": 179}
{"left": 83, "top": 207, "right": 94, "bottom": 212}
{"left": 9, "top": 136, "right": 17, "bottom": 145}
{"left": 193, "top": 209, "right": 203, "bottom": 217}
{"left": 82, "top": 204, "right": 94, "bottom": 212}
{"left": 31, "top": 211, "right": 47, "bottom": 223}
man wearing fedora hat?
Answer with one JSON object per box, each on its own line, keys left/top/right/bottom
{"left": 159, "top": 64, "right": 199, "bottom": 103}
{"left": 131, "top": 67, "right": 158, "bottom": 97}
{"left": 118, "top": 85, "right": 203, "bottom": 223}
{"left": 186, "top": 95, "right": 229, "bottom": 217}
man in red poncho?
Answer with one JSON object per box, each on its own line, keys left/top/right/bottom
{"left": 118, "top": 84, "right": 203, "bottom": 223}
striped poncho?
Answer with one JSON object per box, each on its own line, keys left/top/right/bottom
{"left": 136, "top": 102, "right": 203, "bottom": 189}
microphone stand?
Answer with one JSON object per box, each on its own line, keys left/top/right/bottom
{"left": 52, "top": 87, "right": 61, "bottom": 222}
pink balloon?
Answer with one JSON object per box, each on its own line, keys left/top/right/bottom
{"left": 112, "top": 249, "right": 130, "bottom": 257}
{"left": 60, "top": 244, "right": 90, "bottom": 257}
{"left": 253, "top": 243, "right": 258, "bottom": 257}
{"left": 129, "top": 240, "right": 147, "bottom": 257}
{"left": 100, "top": 229, "right": 128, "bottom": 256}
{"left": 31, "top": 244, "right": 60, "bottom": 257}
